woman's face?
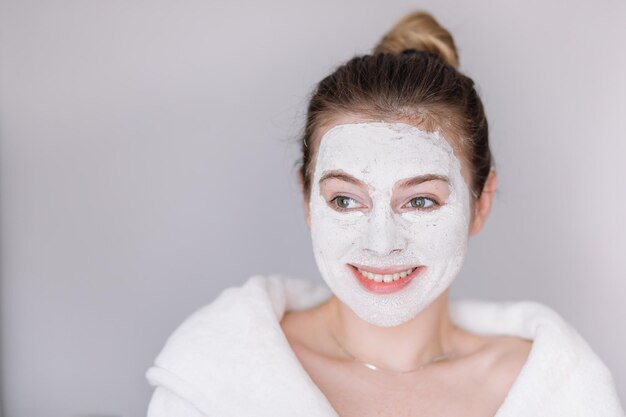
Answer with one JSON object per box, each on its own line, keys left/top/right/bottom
{"left": 307, "top": 118, "right": 472, "bottom": 327}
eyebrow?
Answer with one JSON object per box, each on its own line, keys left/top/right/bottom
{"left": 396, "top": 174, "right": 450, "bottom": 188}
{"left": 319, "top": 170, "right": 364, "bottom": 186}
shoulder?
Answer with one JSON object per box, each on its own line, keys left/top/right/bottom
{"left": 451, "top": 299, "right": 625, "bottom": 414}
{"left": 449, "top": 298, "right": 581, "bottom": 370}
{"left": 145, "top": 275, "right": 333, "bottom": 415}
{"left": 280, "top": 301, "right": 335, "bottom": 358}
{"left": 471, "top": 334, "right": 532, "bottom": 401}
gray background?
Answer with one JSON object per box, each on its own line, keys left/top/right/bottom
{"left": 1, "top": 0, "right": 625, "bottom": 416}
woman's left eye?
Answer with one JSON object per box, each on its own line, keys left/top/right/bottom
{"left": 405, "top": 196, "right": 438, "bottom": 210}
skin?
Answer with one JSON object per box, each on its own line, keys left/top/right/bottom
{"left": 280, "top": 114, "right": 531, "bottom": 417}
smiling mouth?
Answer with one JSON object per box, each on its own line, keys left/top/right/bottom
{"left": 348, "top": 264, "right": 425, "bottom": 294}
{"left": 356, "top": 266, "right": 415, "bottom": 282}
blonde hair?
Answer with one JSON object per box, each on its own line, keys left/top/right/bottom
{"left": 374, "top": 11, "right": 459, "bottom": 68}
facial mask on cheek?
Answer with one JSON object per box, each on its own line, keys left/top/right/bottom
{"left": 309, "top": 122, "right": 471, "bottom": 327}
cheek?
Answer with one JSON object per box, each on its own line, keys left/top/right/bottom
{"left": 403, "top": 207, "right": 469, "bottom": 260}
{"left": 310, "top": 204, "right": 364, "bottom": 260}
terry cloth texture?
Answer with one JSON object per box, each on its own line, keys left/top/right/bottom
{"left": 146, "top": 275, "right": 625, "bottom": 417}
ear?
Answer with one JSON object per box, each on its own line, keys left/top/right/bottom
{"left": 297, "top": 171, "right": 311, "bottom": 227}
{"left": 469, "top": 170, "right": 497, "bottom": 236}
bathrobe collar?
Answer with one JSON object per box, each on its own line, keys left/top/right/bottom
{"left": 146, "top": 275, "right": 624, "bottom": 417}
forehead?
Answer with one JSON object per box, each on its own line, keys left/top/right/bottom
{"left": 314, "top": 122, "right": 456, "bottom": 182}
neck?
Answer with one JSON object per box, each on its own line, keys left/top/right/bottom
{"left": 321, "top": 291, "right": 456, "bottom": 372}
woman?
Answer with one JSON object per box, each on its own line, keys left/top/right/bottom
{"left": 145, "top": 11, "right": 624, "bottom": 417}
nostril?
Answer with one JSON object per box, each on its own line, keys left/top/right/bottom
{"left": 362, "top": 247, "right": 404, "bottom": 256}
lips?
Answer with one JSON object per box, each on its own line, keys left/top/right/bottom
{"left": 348, "top": 264, "right": 425, "bottom": 294}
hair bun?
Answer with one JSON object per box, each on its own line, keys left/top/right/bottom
{"left": 374, "top": 11, "right": 459, "bottom": 68}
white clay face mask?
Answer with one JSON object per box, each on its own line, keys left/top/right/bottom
{"left": 309, "top": 122, "right": 471, "bottom": 327}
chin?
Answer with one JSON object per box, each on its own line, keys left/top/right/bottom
{"left": 322, "top": 262, "right": 460, "bottom": 328}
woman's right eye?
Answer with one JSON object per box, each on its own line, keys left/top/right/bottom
{"left": 330, "top": 196, "right": 361, "bottom": 211}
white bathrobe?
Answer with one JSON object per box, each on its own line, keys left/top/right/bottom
{"left": 145, "top": 275, "right": 625, "bottom": 416}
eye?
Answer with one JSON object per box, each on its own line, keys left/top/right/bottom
{"left": 330, "top": 196, "right": 362, "bottom": 211}
{"left": 404, "top": 196, "right": 439, "bottom": 210}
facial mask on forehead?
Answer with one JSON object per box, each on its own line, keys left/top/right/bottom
{"left": 309, "top": 122, "right": 471, "bottom": 327}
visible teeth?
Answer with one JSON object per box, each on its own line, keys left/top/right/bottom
{"left": 357, "top": 267, "right": 415, "bottom": 283}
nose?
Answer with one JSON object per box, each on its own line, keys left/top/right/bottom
{"left": 361, "top": 208, "right": 407, "bottom": 256}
